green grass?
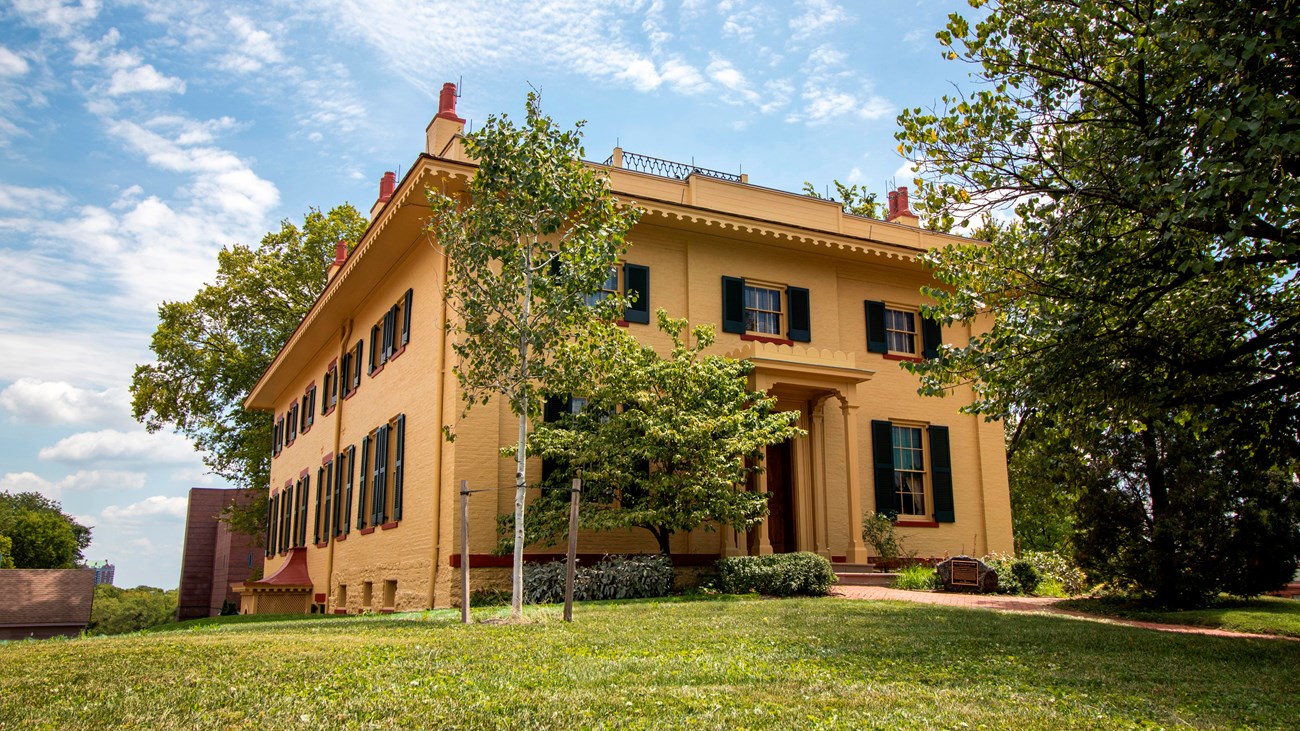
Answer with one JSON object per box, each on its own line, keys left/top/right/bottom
{"left": 2, "top": 596, "right": 1298, "bottom": 729}
{"left": 1058, "top": 595, "right": 1300, "bottom": 639}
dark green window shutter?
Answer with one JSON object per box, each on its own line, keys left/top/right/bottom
{"left": 344, "top": 445, "right": 355, "bottom": 534}
{"left": 722, "top": 276, "right": 745, "bottom": 333}
{"left": 374, "top": 425, "right": 387, "bottom": 525}
{"left": 922, "top": 318, "right": 942, "bottom": 359}
{"left": 265, "top": 494, "right": 274, "bottom": 556}
{"left": 402, "top": 288, "right": 413, "bottom": 346}
{"left": 787, "top": 286, "right": 810, "bottom": 342}
{"left": 299, "top": 475, "right": 309, "bottom": 546}
{"left": 623, "top": 264, "right": 650, "bottom": 324}
{"left": 871, "top": 420, "right": 896, "bottom": 515}
{"left": 353, "top": 341, "right": 364, "bottom": 388}
{"left": 929, "top": 425, "right": 955, "bottom": 522}
{"left": 393, "top": 414, "right": 405, "bottom": 520}
{"left": 865, "top": 300, "right": 887, "bottom": 353}
{"left": 370, "top": 324, "right": 381, "bottom": 372}
{"left": 314, "top": 468, "right": 323, "bottom": 544}
{"left": 323, "top": 461, "right": 333, "bottom": 540}
{"left": 357, "top": 435, "right": 370, "bottom": 529}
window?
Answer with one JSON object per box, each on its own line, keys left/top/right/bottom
{"left": 720, "top": 276, "right": 810, "bottom": 342}
{"left": 336, "top": 445, "right": 354, "bottom": 538}
{"left": 865, "top": 300, "right": 942, "bottom": 358}
{"left": 315, "top": 458, "right": 334, "bottom": 546}
{"left": 584, "top": 266, "right": 620, "bottom": 307}
{"left": 871, "top": 421, "right": 954, "bottom": 523}
{"left": 273, "top": 416, "right": 284, "bottom": 457}
{"left": 337, "top": 584, "right": 347, "bottom": 610}
{"left": 362, "top": 581, "right": 373, "bottom": 608}
{"left": 885, "top": 309, "right": 917, "bottom": 355}
{"left": 265, "top": 492, "right": 276, "bottom": 557}
{"left": 744, "top": 283, "right": 783, "bottom": 335}
{"left": 287, "top": 402, "right": 298, "bottom": 445}
{"left": 356, "top": 415, "right": 405, "bottom": 531}
{"left": 369, "top": 289, "right": 414, "bottom": 376}
{"left": 382, "top": 579, "right": 397, "bottom": 610}
{"left": 302, "top": 385, "right": 316, "bottom": 432}
{"left": 341, "top": 340, "right": 363, "bottom": 398}
{"left": 297, "top": 473, "right": 310, "bottom": 547}
{"left": 322, "top": 362, "right": 338, "bottom": 414}
{"left": 891, "top": 425, "right": 926, "bottom": 516}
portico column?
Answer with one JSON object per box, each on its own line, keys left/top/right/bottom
{"left": 811, "top": 399, "right": 830, "bottom": 558}
{"left": 754, "top": 455, "right": 774, "bottom": 555}
{"left": 839, "top": 399, "right": 869, "bottom": 563}
{"left": 722, "top": 521, "right": 743, "bottom": 557}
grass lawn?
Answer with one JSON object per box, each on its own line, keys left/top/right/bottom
{"left": 2, "top": 595, "right": 1298, "bottom": 730}
{"left": 1057, "top": 595, "right": 1300, "bottom": 639}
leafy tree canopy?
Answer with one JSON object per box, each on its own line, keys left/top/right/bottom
{"left": 130, "top": 205, "right": 369, "bottom": 535}
{"left": 0, "top": 491, "right": 89, "bottom": 569}
{"left": 427, "top": 92, "right": 641, "bottom": 617}
{"left": 801, "top": 180, "right": 885, "bottom": 219}
{"left": 87, "top": 585, "right": 178, "bottom": 636}
{"left": 512, "top": 312, "right": 804, "bottom": 556}
{"left": 896, "top": 0, "right": 1300, "bottom": 605}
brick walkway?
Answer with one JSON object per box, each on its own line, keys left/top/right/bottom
{"left": 831, "top": 585, "right": 1297, "bottom": 641}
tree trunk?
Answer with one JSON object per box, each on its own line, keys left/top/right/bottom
{"left": 651, "top": 527, "right": 672, "bottom": 558}
{"left": 511, "top": 263, "right": 533, "bottom": 620}
{"left": 1141, "top": 425, "right": 1177, "bottom": 607}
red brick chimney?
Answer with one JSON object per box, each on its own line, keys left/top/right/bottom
{"left": 435, "top": 82, "right": 464, "bottom": 123}
{"left": 378, "top": 171, "right": 396, "bottom": 204}
{"left": 886, "top": 186, "right": 918, "bottom": 226}
{"left": 326, "top": 240, "right": 348, "bottom": 283}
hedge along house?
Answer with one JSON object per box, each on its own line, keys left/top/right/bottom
{"left": 237, "top": 83, "right": 1014, "bottom": 614}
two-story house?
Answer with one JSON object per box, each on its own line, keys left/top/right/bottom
{"left": 235, "top": 83, "right": 1013, "bottom": 614}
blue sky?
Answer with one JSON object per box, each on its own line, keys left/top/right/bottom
{"left": 0, "top": 0, "right": 974, "bottom": 588}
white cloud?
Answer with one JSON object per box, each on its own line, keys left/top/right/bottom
{"left": 660, "top": 58, "right": 708, "bottom": 94}
{"left": 790, "top": 0, "right": 848, "bottom": 40}
{"left": 893, "top": 159, "right": 919, "bottom": 185}
{"left": 847, "top": 167, "right": 863, "bottom": 184}
{"left": 218, "top": 14, "right": 284, "bottom": 73}
{"left": 105, "top": 64, "right": 185, "bottom": 95}
{"left": 0, "top": 469, "right": 146, "bottom": 499}
{"left": 38, "top": 428, "right": 196, "bottom": 464}
{"left": 100, "top": 494, "right": 188, "bottom": 522}
{"left": 0, "top": 378, "right": 130, "bottom": 425}
{"left": 0, "top": 47, "right": 31, "bottom": 77}
{"left": 0, "top": 183, "right": 71, "bottom": 212}
{"left": 706, "top": 57, "right": 760, "bottom": 105}
{"left": 9, "top": 0, "right": 101, "bottom": 37}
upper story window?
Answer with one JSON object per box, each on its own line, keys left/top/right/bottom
{"left": 885, "top": 308, "right": 918, "bottom": 356}
{"left": 865, "top": 300, "right": 942, "bottom": 360}
{"left": 341, "top": 339, "right": 363, "bottom": 398}
{"left": 322, "top": 362, "right": 338, "bottom": 415}
{"left": 744, "top": 283, "right": 783, "bottom": 336}
{"left": 720, "top": 276, "right": 811, "bottom": 343}
{"left": 273, "top": 415, "right": 284, "bottom": 457}
{"left": 301, "top": 385, "right": 316, "bottom": 433}
{"left": 286, "top": 402, "right": 299, "bottom": 445}
{"left": 370, "top": 289, "right": 414, "bottom": 376}
{"left": 584, "top": 266, "right": 620, "bottom": 307}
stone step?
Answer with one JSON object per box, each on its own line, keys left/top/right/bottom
{"left": 834, "top": 571, "right": 898, "bottom": 587}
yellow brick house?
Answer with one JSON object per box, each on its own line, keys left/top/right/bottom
{"left": 237, "top": 83, "right": 1014, "bottom": 614}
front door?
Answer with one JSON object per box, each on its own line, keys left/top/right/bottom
{"left": 766, "top": 440, "right": 796, "bottom": 553}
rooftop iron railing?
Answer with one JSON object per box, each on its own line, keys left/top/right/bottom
{"left": 603, "top": 150, "right": 742, "bottom": 183}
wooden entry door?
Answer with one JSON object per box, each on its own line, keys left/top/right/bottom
{"left": 766, "top": 440, "right": 797, "bottom": 553}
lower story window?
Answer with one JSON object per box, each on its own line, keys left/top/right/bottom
{"left": 891, "top": 425, "right": 926, "bottom": 517}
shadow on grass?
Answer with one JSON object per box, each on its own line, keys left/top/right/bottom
{"left": 1057, "top": 595, "right": 1300, "bottom": 638}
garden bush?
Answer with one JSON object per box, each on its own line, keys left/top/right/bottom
{"left": 1019, "top": 550, "right": 1090, "bottom": 596}
{"left": 893, "top": 564, "right": 940, "bottom": 591}
{"left": 716, "top": 552, "right": 836, "bottom": 597}
{"left": 524, "top": 554, "right": 674, "bottom": 604}
{"left": 983, "top": 553, "right": 1040, "bottom": 595}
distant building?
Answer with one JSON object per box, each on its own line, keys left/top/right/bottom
{"left": 176, "top": 488, "right": 264, "bottom": 620}
{"left": 87, "top": 560, "right": 115, "bottom": 586}
{"left": 0, "top": 569, "right": 95, "bottom": 640}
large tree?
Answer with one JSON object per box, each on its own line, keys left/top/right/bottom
{"left": 895, "top": 0, "right": 1300, "bottom": 605}
{"left": 512, "top": 312, "right": 804, "bottom": 557}
{"left": 427, "top": 93, "right": 641, "bottom": 618}
{"left": 0, "top": 491, "right": 91, "bottom": 568}
{"left": 131, "top": 205, "right": 369, "bottom": 535}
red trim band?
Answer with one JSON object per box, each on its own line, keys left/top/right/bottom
{"left": 741, "top": 333, "right": 794, "bottom": 346}
{"left": 883, "top": 353, "right": 924, "bottom": 363}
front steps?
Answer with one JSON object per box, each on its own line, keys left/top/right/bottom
{"left": 834, "top": 563, "right": 898, "bottom": 587}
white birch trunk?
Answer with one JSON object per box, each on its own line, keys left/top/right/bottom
{"left": 511, "top": 259, "right": 532, "bottom": 620}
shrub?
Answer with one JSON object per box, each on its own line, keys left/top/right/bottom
{"left": 716, "top": 552, "right": 836, "bottom": 597}
{"left": 982, "top": 553, "right": 1040, "bottom": 595}
{"left": 861, "top": 512, "right": 903, "bottom": 560}
{"left": 893, "top": 564, "right": 940, "bottom": 591}
{"left": 1019, "top": 550, "right": 1090, "bottom": 596}
{"left": 524, "top": 554, "right": 674, "bottom": 604}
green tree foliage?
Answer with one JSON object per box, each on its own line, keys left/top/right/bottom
{"left": 801, "top": 180, "right": 885, "bottom": 219}
{"left": 131, "top": 205, "right": 369, "bottom": 535}
{"left": 87, "top": 585, "right": 178, "bottom": 635}
{"left": 427, "top": 93, "right": 641, "bottom": 617}
{"left": 515, "top": 312, "right": 803, "bottom": 556}
{"left": 895, "top": 0, "right": 1299, "bottom": 606}
{"left": 1005, "top": 416, "right": 1081, "bottom": 554}
{"left": 0, "top": 491, "right": 91, "bottom": 568}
